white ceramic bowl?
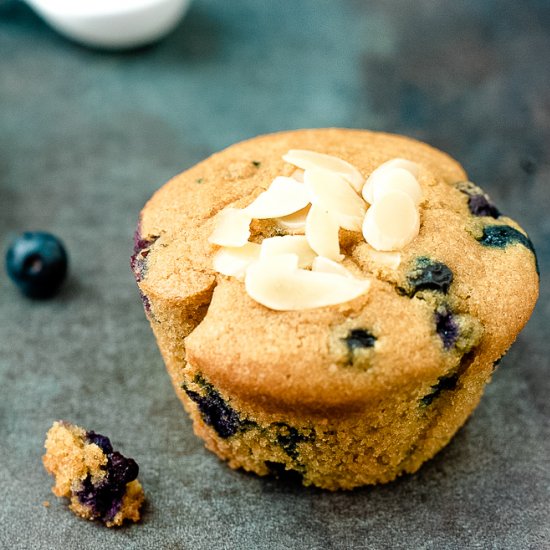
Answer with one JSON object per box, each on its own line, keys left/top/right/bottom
{"left": 26, "top": 0, "right": 191, "bottom": 49}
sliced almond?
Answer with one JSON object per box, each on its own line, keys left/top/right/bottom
{"left": 365, "top": 248, "right": 402, "bottom": 270}
{"left": 312, "top": 256, "right": 355, "bottom": 278}
{"left": 291, "top": 169, "right": 305, "bottom": 183}
{"left": 304, "top": 168, "right": 366, "bottom": 231}
{"left": 244, "top": 176, "right": 310, "bottom": 219}
{"left": 363, "top": 158, "right": 420, "bottom": 204}
{"left": 245, "top": 254, "right": 370, "bottom": 311}
{"left": 362, "top": 190, "right": 420, "bottom": 251}
{"left": 330, "top": 212, "right": 365, "bottom": 232}
{"left": 368, "top": 167, "right": 422, "bottom": 205}
{"left": 380, "top": 158, "right": 420, "bottom": 177}
{"left": 208, "top": 208, "right": 251, "bottom": 247}
{"left": 275, "top": 205, "right": 310, "bottom": 233}
{"left": 260, "top": 235, "right": 316, "bottom": 268}
{"left": 305, "top": 204, "right": 343, "bottom": 261}
{"left": 213, "top": 242, "right": 261, "bottom": 279}
{"left": 283, "top": 149, "right": 364, "bottom": 192}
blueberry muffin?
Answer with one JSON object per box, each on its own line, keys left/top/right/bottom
{"left": 131, "top": 129, "right": 538, "bottom": 490}
{"left": 43, "top": 421, "right": 144, "bottom": 526}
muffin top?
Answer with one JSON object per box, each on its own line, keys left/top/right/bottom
{"left": 136, "top": 129, "right": 538, "bottom": 415}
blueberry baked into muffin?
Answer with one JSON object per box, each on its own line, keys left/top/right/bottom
{"left": 43, "top": 421, "right": 144, "bottom": 526}
{"left": 132, "top": 129, "right": 538, "bottom": 490}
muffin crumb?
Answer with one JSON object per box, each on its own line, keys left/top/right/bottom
{"left": 43, "top": 421, "right": 144, "bottom": 527}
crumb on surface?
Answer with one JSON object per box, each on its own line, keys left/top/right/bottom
{"left": 43, "top": 421, "right": 144, "bottom": 527}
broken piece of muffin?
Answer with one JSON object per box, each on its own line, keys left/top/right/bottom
{"left": 43, "top": 421, "right": 144, "bottom": 527}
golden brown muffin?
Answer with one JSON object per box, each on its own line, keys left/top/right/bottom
{"left": 131, "top": 129, "right": 538, "bottom": 490}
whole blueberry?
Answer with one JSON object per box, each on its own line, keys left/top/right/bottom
{"left": 5, "top": 232, "right": 68, "bottom": 298}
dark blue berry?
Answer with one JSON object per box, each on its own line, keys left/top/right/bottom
{"left": 344, "top": 329, "right": 376, "bottom": 350}
{"left": 184, "top": 385, "right": 242, "bottom": 439}
{"left": 138, "top": 290, "right": 152, "bottom": 314}
{"left": 75, "top": 476, "right": 112, "bottom": 519}
{"left": 407, "top": 257, "right": 453, "bottom": 296}
{"left": 108, "top": 451, "right": 139, "bottom": 485}
{"left": 478, "top": 224, "right": 534, "bottom": 251}
{"left": 86, "top": 431, "right": 113, "bottom": 455}
{"left": 435, "top": 309, "right": 459, "bottom": 350}
{"left": 420, "top": 373, "right": 459, "bottom": 406}
{"left": 456, "top": 181, "right": 501, "bottom": 218}
{"left": 5, "top": 232, "right": 68, "bottom": 298}
{"left": 130, "top": 223, "right": 158, "bottom": 283}
{"left": 75, "top": 446, "right": 139, "bottom": 523}
{"left": 130, "top": 224, "right": 158, "bottom": 315}
{"left": 273, "top": 424, "right": 314, "bottom": 459}
{"left": 76, "top": 475, "right": 125, "bottom": 523}
{"left": 478, "top": 224, "right": 539, "bottom": 275}
{"left": 467, "top": 194, "right": 501, "bottom": 218}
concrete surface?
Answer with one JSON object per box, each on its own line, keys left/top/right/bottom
{"left": 0, "top": 0, "right": 548, "bottom": 548}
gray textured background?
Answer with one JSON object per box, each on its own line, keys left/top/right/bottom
{"left": 1, "top": 1, "right": 549, "bottom": 548}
